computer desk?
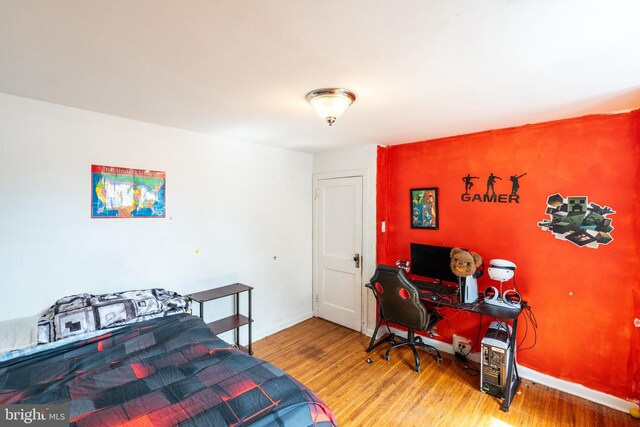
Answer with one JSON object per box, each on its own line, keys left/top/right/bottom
{"left": 366, "top": 283, "right": 524, "bottom": 412}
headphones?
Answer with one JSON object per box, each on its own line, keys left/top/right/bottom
{"left": 395, "top": 259, "right": 410, "bottom": 273}
{"left": 473, "top": 263, "right": 484, "bottom": 279}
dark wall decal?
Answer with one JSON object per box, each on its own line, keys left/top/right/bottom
{"left": 462, "top": 174, "right": 479, "bottom": 194}
{"left": 537, "top": 193, "right": 615, "bottom": 248}
{"left": 486, "top": 172, "right": 501, "bottom": 196}
{"left": 460, "top": 172, "right": 526, "bottom": 203}
{"left": 509, "top": 173, "right": 526, "bottom": 195}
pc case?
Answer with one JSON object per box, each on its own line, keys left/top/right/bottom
{"left": 480, "top": 321, "right": 517, "bottom": 398}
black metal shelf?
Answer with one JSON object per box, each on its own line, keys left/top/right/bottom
{"left": 189, "top": 283, "right": 253, "bottom": 354}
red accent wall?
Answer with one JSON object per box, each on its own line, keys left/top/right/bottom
{"left": 376, "top": 110, "right": 640, "bottom": 402}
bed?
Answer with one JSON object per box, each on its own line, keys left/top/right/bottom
{"left": 0, "top": 292, "right": 336, "bottom": 427}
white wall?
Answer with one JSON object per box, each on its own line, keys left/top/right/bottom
{"left": 0, "top": 93, "right": 313, "bottom": 342}
{"left": 313, "top": 145, "right": 377, "bottom": 333}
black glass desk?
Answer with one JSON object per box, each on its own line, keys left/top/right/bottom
{"left": 366, "top": 283, "right": 524, "bottom": 412}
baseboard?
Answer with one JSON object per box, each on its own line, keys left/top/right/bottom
{"left": 254, "top": 311, "right": 314, "bottom": 341}
{"left": 379, "top": 327, "right": 635, "bottom": 414}
{"left": 517, "top": 365, "right": 636, "bottom": 413}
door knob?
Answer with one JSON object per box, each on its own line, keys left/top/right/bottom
{"left": 353, "top": 253, "right": 360, "bottom": 268}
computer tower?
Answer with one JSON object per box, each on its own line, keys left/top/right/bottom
{"left": 480, "top": 321, "right": 516, "bottom": 398}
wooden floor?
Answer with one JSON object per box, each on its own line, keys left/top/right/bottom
{"left": 253, "top": 317, "right": 635, "bottom": 427}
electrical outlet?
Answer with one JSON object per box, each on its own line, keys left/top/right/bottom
{"left": 452, "top": 335, "right": 471, "bottom": 355}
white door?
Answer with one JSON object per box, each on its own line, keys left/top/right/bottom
{"left": 315, "top": 176, "right": 363, "bottom": 331}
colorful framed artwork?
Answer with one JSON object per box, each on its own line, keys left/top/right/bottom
{"left": 411, "top": 187, "right": 438, "bottom": 229}
{"left": 91, "top": 165, "right": 166, "bottom": 218}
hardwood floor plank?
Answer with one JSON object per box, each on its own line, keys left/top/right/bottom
{"left": 253, "top": 318, "right": 634, "bottom": 427}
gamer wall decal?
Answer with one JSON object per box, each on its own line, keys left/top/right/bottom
{"left": 461, "top": 172, "right": 526, "bottom": 203}
{"left": 537, "top": 193, "right": 615, "bottom": 248}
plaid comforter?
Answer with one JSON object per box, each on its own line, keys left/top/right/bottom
{"left": 0, "top": 314, "right": 337, "bottom": 427}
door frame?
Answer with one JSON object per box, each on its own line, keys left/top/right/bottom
{"left": 312, "top": 169, "right": 370, "bottom": 333}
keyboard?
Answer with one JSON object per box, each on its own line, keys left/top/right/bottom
{"left": 412, "top": 279, "right": 458, "bottom": 295}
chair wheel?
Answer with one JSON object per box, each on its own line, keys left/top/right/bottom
{"left": 414, "top": 366, "right": 420, "bottom": 373}
{"left": 384, "top": 354, "right": 390, "bottom": 361}
{"left": 436, "top": 356, "right": 443, "bottom": 363}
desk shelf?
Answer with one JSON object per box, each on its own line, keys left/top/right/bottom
{"left": 189, "top": 283, "right": 253, "bottom": 355}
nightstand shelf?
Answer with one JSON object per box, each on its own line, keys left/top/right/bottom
{"left": 188, "top": 283, "right": 253, "bottom": 354}
{"left": 209, "top": 314, "right": 251, "bottom": 335}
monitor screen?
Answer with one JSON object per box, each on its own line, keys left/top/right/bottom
{"left": 410, "top": 243, "right": 459, "bottom": 284}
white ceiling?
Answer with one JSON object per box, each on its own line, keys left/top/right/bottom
{"left": 1, "top": 1, "right": 639, "bottom": 152}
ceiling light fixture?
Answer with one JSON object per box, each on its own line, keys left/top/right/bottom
{"left": 306, "top": 88, "right": 356, "bottom": 126}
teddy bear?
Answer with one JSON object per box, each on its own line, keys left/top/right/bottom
{"left": 450, "top": 247, "right": 483, "bottom": 278}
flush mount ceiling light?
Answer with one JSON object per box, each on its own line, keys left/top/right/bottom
{"left": 306, "top": 88, "right": 356, "bottom": 126}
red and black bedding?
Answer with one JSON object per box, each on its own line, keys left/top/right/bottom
{"left": 0, "top": 309, "right": 336, "bottom": 426}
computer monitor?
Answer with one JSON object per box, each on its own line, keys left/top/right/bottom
{"left": 410, "top": 243, "right": 459, "bottom": 285}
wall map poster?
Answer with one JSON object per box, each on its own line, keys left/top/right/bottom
{"left": 91, "top": 165, "right": 166, "bottom": 218}
{"left": 537, "top": 193, "right": 615, "bottom": 248}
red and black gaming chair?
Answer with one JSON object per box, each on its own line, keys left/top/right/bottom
{"left": 366, "top": 265, "right": 443, "bottom": 372}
